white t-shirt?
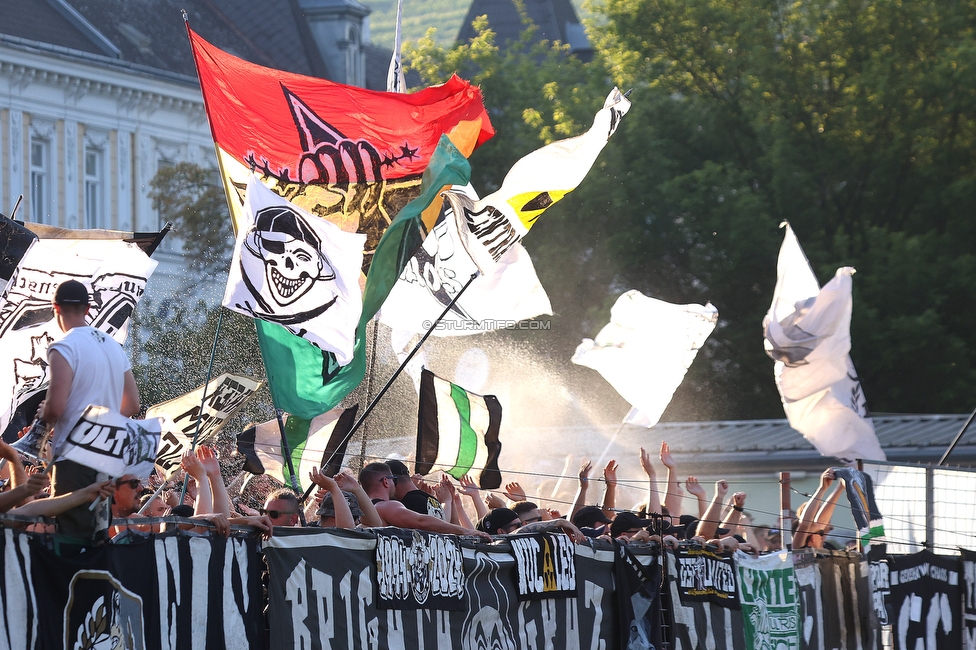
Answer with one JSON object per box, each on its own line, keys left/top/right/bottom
{"left": 48, "top": 326, "right": 132, "bottom": 453}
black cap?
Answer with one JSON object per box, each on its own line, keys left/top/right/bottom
{"left": 386, "top": 459, "right": 411, "bottom": 477}
{"left": 53, "top": 279, "right": 89, "bottom": 305}
{"left": 572, "top": 505, "right": 612, "bottom": 528}
{"left": 170, "top": 504, "right": 194, "bottom": 518}
{"left": 478, "top": 508, "right": 520, "bottom": 535}
{"left": 610, "top": 511, "right": 653, "bottom": 538}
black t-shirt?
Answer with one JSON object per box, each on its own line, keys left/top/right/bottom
{"left": 399, "top": 489, "right": 445, "bottom": 520}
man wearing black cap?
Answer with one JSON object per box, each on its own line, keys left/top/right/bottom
{"left": 478, "top": 508, "right": 522, "bottom": 535}
{"left": 572, "top": 505, "right": 613, "bottom": 538}
{"left": 40, "top": 280, "right": 141, "bottom": 542}
{"left": 610, "top": 512, "right": 654, "bottom": 541}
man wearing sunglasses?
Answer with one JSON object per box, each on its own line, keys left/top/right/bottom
{"left": 109, "top": 475, "right": 148, "bottom": 538}
{"left": 262, "top": 489, "right": 301, "bottom": 527}
{"left": 360, "top": 462, "right": 490, "bottom": 540}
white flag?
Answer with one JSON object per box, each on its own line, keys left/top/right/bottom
{"left": 0, "top": 239, "right": 157, "bottom": 433}
{"left": 386, "top": 0, "right": 406, "bottom": 93}
{"left": 379, "top": 184, "right": 552, "bottom": 337}
{"left": 57, "top": 406, "right": 163, "bottom": 478}
{"left": 763, "top": 223, "right": 885, "bottom": 465}
{"left": 450, "top": 88, "right": 630, "bottom": 272}
{"left": 223, "top": 175, "right": 366, "bottom": 365}
{"left": 572, "top": 290, "right": 718, "bottom": 428}
{"left": 147, "top": 373, "right": 264, "bottom": 478}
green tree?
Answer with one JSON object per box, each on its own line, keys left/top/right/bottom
{"left": 585, "top": 0, "right": 976, "bottom": 416}
{"left": 402, "top": 0, "right": 976, "bottom": 420}
{"left": 405, "top": 15, "right": 613, "bottom": 191}
{"left": 148, "top": 162, "right": 233, "bottom": 281}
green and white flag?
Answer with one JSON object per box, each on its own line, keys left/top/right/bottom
{"left": 416, "top": 368, "right": 502, "bottom": 489}
{"left": 735, "top": 550, "right": 800, "bottom": 650}
{"left": 236, "top": 406, "right": 358, "bottom": 490}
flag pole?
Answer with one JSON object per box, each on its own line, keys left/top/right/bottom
{"left": 178, "top": 309, "right": 225, "bottom": 504}
{"left": 358, "top": 319, "right": 379, "bottom": 470}
{"left": 275, "top": 409, "right": 307, "bottom": 525}
{"left": 300, "top": 271, "right": 480, "bottom": 501}
{"left": 938, "top": 404, "right": 976, "bottom": 466}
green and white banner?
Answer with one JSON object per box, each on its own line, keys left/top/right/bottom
{"left": 735, "top": 550, "right": 800, "bottom": 650}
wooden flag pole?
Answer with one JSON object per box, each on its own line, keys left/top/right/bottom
{"left": 300, "top": 271, "right": 480, "bottom": 502}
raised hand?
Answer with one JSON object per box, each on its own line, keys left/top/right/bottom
{"left": 24, "top": 473, "right": 50, "bottom": 497}
{"left": 196, "top": 446, "right": 221, "bottom": 478}
{"left": 639, "top": 448, "right": 656, "bottom": 478}
{"left": 313, "top": 488, "right": 327, "bottom": 507}
{"left": 433, "top": 475, "right": 454, "bottom": 503}
{"left": 458, "top": 474, "right": 480, "bottom": 498}
{"left": 578, "top": 460, "right": 593, "bottom": 486}
{"left": 413, "top": 475, "right": 436, "bottom": 497}
{"left": 819, "top": 468, "right": 836, "bottom": 488}
{"left": 484, "top": 492, "right": 505, "bottom": 510}
{"left": 603, "top": 460, "right": 618, "bottom": 486}
{"left": 334, "top": 471, "right": 361, "bottom": 492}
{"left": 80, "top": 479, "right": 115, "bottom": 502}
{"left": 504, "top": 481, "right": 526, "bottom": 502}
{"left": 309, "top": 467, "right": 338, "bottom": 491}
{"left": 660, "top": 441, "right": 677, "bottom": 469}
{"left": 180, "top": 450, "right": 206, "bottom": 481}
{"left": 732, "top": 492, "right": 747, "bottom": 508}
{"left": 714, "top": 480, "right": 729, "bottom": 499}
{"left": 686, "top": 476, "right": 707, "bottom": 499}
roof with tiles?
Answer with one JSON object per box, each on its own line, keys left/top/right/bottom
{"left": 509, "top": 414, "right": 976, "bottom": 474}
{"left": 0, "top": 0, "right": 389, "bottom": 84}
{"left": 457, "top": 0, "right": 591, "bottom": 58}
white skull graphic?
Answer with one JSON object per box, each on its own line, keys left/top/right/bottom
{"left": 241, "top": 205, "right": 336, "bottom": 309}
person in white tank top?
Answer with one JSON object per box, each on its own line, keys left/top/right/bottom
{"left": 40, "top": 280, "right": 141, "bottom": 543}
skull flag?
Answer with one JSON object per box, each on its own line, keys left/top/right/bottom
{"left": 224, "top": 176, "right": 366, "bottom": 364}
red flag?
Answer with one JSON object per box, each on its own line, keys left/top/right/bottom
{"left": 188, "top": 27, "right": 493, "bottom": 259}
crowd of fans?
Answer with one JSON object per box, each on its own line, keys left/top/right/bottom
{"left": 0, "top": 431, "right": 852, "bottom": 556}
{"left": 0, "top": 280, "right": 854, "bottom": 554}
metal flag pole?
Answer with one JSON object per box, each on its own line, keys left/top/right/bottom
{"left": 938, "top": 404, "right": 976, "bottom": 466}
{"left": 358, "top": 319, "right": 380, "bottom": 471}
{"left": 300, "top": 271, "right": 480, "bottom": 502}
{"left": 178, "top": 309, "right": 225, "bottom": 504}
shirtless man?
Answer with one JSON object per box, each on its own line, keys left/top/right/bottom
{"left": 359, "top": 462, "right": 489, "bottom": 540}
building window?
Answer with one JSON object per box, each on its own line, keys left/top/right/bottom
{"left": 84, "top": 147, "right": 104, "bottom": 229}
{"left": 30, "top": 138, "right": 51, "bottom": 224}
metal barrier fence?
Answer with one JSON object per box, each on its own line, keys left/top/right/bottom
{"left": 864, "top": 459, "right": 976, "bottom": 555}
